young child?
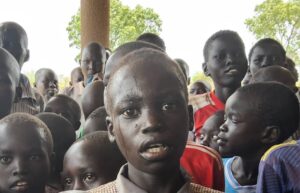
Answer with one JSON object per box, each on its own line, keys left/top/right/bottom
{"left": 190, "top": 30, "right": 248, "bottom": 142}
{"left": 103, "top": 41, "right": 164, "bottom": 86}
{"left": 0, "top": 47, "right": 20, "bottom": 118}
{"left": 199, "top": 110, "right": 224, "bottom": 152}
{"left": 61, "top": 67, "right": 84, "bottom": 99}
{"left": 88, "top": 48, "right": 222, "bottom": 193}
{"left": 44, "top": 94, "right": 81, "bottom": 131}
{"left": 81, "top": 42, "right": 106, "bottom": 86}
{"left": 256, "top": 140, "right": 300, "bottom": 193}
{"left": 174, "top": 58, "right": 190, "bottom": 85}
{"left": 248, "top": 38, "right": 286, "bottom": 76}
{"left": 136, "top": 32, "right": 166, "bottom": 51}
{"left": 218, "top": 82, "right": 299, "bottom": 192}
{"left": 83, "top": 106, "right": 107, "bottom": 136}
{"left": 81, "top": 80, "right": 105, "bottom": 119}
{"left": 36, "top": 112, "right": 76, "bottom": 192}
{"left": 61, "top": 131, "right": 126, "bottom": 191}
{"left": 189, "top": 80, "right": 211, "bottom": 96}
{"left": 34, "top": 68, "right": 59, "bottom": 103}
{"left": 0, "top": 21, "right": 39, "bottom": 114}
{"left": 0, "top": 113, "right": 53, "bottom": 193}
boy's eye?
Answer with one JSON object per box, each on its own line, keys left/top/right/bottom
{"left": 122, "top": 108, "right": 139, "bottom": 118}
{"left": 83, "top": 173, "right": 96, "bottom": 183}
{"left": 63, "top": 177, "right": 73, "bottom": 185}
{"left": 199, "top": 134, "right": 205, "bottom": 141}
{"left": 161, "top": 103, "right": 177, "bottom": 112}
{"left": 29, "top": 154, "right": 42, "bottom": 161}
{"left": 0, "top": 156, "right": 12, "bottom": 164}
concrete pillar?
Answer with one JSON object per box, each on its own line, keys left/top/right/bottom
{"left": 80, "top": 0, "right": 110, "bottom": 49}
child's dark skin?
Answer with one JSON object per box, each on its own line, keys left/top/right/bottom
{"left": 0, "top": 113, "right": 52, "bottom": 193}
{"left": 34, "top": 68, "right": 59, "bottom": 102}
{"left": 0, "top": 22, "right": 29, "bottom": 69}
{"left": 249, "top": 39, "right": 286, "bottom": 75}
{"left": 203, "top": 33, "right": 248, "bottom": 103}
{"left": 218, "top": 83, "right": 299, "bottom": 186}
{"left": 83, "top": 106, "right": 107, "bottom": 136}
{"left": 61, "top": 131, "right": 125, "bottom": 191}
{"left": 81, "top": 42, "right": 106, "bottom": 86}
{"left": 199, "top": 111, "right": 224, "bottom": 151}
{"left": 44, "top": 95, "right": 81, "bottom": 131}
{"left": 105, "top": 48, "right": 192, "bottom": 193}
{"left": 81, "top": 80, "right": 105, "bottom": 119}
{"left": 70, "top": 67, "right": 83, "bottom": 86}
{"left": 0, "top": 48, "right": 20, "bottom": 118}
{"left": 36, "top": 112, "right": 76, "bottom": 191}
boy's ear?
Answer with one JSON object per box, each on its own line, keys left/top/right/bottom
{"left": 106, "top": 116, "right": 116, "bottom": 142}
{"left": 261, "top": 125, "right": 280, "bottom": 144}
{"left": 202, "top": 62, "right": 210, "bottom": 76}
{"left": 24, "top": 49, "right": 30, "bottom": 63}
{"left": 188, "top": 105, "right": 194, "bottom": 131}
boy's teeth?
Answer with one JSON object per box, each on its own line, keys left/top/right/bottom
{"left": 146, "top": 144, "right": 168, "bottom": 153}
{"left": 17, "top": 182, "right": 27, "bottom": 186}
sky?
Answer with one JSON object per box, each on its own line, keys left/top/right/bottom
{"left": 0, "top": 0, "right": 264, "bottom": 78}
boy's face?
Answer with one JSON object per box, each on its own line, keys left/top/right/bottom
{"left": 61, "top": 142, "right": 110, "bottom": 190}
{"left": 0, "top": 27, "right": 28, "bottom": 68}
{"left": 199, "top": 116, "right": 222, "bottom": 151}
{"left": 249, "top": 44, "right": 285, "bottom": 75}
{"left": 217, "top": 93, "right": 264, "bottom": 157}
{"left": 0, "top": 63, "right": 17, "bottom": 118}
{"left": 0, "top": 122, "right": 50, "bottom": 193}
{"left": 107, "top": 62, "right": 190, "bottom": 175}
{"left": 205, "top": 37, "right": 247, "bottom": 87}
{"left": 44, "top": 99, "right": 78, "bottom": 130}
{"left": 35, "top": 70, "right": 58, "bottom": 101}
{"left": 71, "top": 69, "right": 83, "bottom": 86}
{"left": 189, "top": 82, "right": 208, "bottom": 95}
{"left": 81, "top": 47, "right": 105, "bottom": 83}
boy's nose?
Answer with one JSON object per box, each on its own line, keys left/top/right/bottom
{"left": 219, "top": 123, "right": 228, "bottom": 132}
{"left": 13, "top": 159, "right": 28, "bottom": 176}
{"left": 73, "top": 179, "right": 85, "bottom": 190}
{"left": 225, "top": 55, "right": 233, "bottom": 65}
{"left": 49, "top": 81, "right": 56, "bottom": 88}
{"left": 141, "top": 110, "right": 163, "bottom": 134}
{"left": 261, "top": 57, "right": 272, "bottom": 67}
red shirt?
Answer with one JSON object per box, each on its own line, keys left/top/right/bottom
{"left": 180, "top": 141, "right": 225, "bottom": 191}
{"left": 189, "top": 91, "right": 224, "bottom": 140}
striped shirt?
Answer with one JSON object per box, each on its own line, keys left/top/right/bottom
{"left": 256, "top": 140, "right": 300, "bottom": 193}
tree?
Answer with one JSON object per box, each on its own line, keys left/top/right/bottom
{"left": 66, "top": 0, "right": 162, "bottom": 54}
{"left": 245, "top": 0, "right": 300, "bottom": 64}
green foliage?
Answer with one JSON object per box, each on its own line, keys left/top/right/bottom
{"left": 66, "top": 0, "right": 162, "bottom": 54}
{"left": 245, "top": 0, "right": 300, "bottom": 64}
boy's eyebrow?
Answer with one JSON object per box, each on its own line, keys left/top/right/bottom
{"left": 115, "top": 94, "right": 142, "bottom": 105}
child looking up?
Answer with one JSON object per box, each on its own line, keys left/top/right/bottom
{"left": 88, "top": 48, "right": 222, "bottom": 193}
{"left": 218, "top": 82, "right": 299, "bottom": 192}
{"left": 34, "top": 68, "right": 59, "bottom": 103}
{"left": 190, "top": 30, "right": 248, "bottom": 142}
{"left": 0, "top": 48, "right": 20, "bottom": 118}
{"left": 61, "top": 131, "right": 126, "bottom": 191}
{"left": 0, "top": 113, "right": 53, "bottom": 193}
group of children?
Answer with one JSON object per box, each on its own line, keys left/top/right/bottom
{"left": 0, "top": 20, "right": 299, "bottom": 193}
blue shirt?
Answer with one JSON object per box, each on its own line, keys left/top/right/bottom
{"left": 223, "top": 157, "right": 256, "bottom": 193}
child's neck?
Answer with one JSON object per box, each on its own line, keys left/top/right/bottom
{"left": 214, "top": 83, "right": 241, "bottom": 103}
{"left": 128, "top": 164, "right": 185, "bottom": 193}
{"left": 231, "top": 151, "right": 265, "bottom": 186}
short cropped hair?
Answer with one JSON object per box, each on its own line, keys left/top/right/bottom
{"left": 0, "top": 113, "right": 53, "bottom": 154}
{"left": 35, "top": 68, "right": 56, "bottom": 81}
{"left": 236, "top": 82, "right": 299, "bottom": 142}
{"left": 136, "top": 32, "right": 166, "bottom": 51}
{"left": 87, "top": 106, "right": 107, "bottom": 120}
{"left": 105, "top": 48, "right": 187, "bottom": 114}
{"left": 48, "top": 94, "right": 81, "bottom": 122}
{"left": 248, "top": 38, "right": 286, "bottom": 61}
{"left": 203, "top": 30, "right": 245, "bottom": 61}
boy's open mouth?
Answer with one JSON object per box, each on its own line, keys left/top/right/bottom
{"left": 140, "top": 143, "right": 171, "bottom": 161}
{"left": 10, "top": 181, "right": 29, "bottom": 192}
